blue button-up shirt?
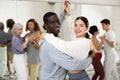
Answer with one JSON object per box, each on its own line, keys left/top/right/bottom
{"left": 39, "top": 39, "right": 92, "bottom": 80}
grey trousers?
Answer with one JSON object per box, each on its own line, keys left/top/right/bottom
{"left": 68, "top": 70, "right": 90, "bottom": 80}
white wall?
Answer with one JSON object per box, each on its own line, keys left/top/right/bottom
{"left": 38, "top": 0, "right": 120, "bottom": 6}
{"left": 112, "top": 7, "right": 120, "bottom": 62}
{"left": 82, "top": 5, "right": 112, "bottom": 34}
{"left": 0, "top": 0, "right": 53, "bottom": 36}
{"left": 0, "top": 0, "right": 17, "bottom": 30}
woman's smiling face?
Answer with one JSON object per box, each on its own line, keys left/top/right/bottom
{"left": 74, "top": 19, "right": 88, "bottom": 38}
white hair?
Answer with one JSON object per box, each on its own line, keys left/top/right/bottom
{"left": 12, "top": 23, "right": 23, "bottom": 34}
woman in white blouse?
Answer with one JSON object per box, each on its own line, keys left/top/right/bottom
{"left": 42, "top": 16, "right": 94, "bottom": 80}
{"left": 41, "top": 1, "right": 94, "bottom": 80}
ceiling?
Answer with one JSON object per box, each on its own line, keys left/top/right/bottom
{"left": 17, "top": 0, "right": 120, "bottom": 6}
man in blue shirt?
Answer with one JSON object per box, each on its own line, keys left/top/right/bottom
{"left": 39, "top": 1, "right": 92, "bottom": 80}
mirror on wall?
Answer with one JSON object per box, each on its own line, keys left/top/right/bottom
{"left": 0, "top": 0, "right": 120, "bottom": 62}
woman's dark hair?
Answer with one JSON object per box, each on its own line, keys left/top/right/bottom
{"left": 26, "top": 18, "right": 41, "bottom": 32}
{"left": 6, "top": 19, "right": 15, "bottom": 29}
{"left": 89, "top": 25, "right": 98, "bottom": 35}
{"left": 0, "top": 22, "right": 4, "bottom": 30}
{"left": 100, "top": 19, "right": 110, "bottom": 25}
{"left": 43, "top": 12, "right": 57, "bottom": 30}
{"left": 75, "top": 16, "right": 90, "bottom": 39}
{"left": 85, "top": 32, "right": 90, "bottom": 39}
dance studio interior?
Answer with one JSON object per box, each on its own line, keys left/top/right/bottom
{"left": 0, "top": 0, "right": 120, "bottom": 80}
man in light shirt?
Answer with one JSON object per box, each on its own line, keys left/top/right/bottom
{"left": 100, "top": 19, "right": 119, "bottom": 80}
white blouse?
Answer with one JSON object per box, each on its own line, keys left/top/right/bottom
{"left": 44, "top": 33, "right": 93, "bottom": 59}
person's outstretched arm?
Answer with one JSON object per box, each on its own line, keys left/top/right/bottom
{"left": 59, "top": 1, "right": 70, "bottom": 24}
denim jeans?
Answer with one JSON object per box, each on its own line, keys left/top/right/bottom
{"left": 68, "top": 70, "right": 90, "bottom": 80}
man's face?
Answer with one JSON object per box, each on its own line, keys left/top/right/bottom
{"left": 101, "top": 23, "right": 109, "bottom": 31}
{"left": 45, "top": 15, "right": 60, "bottom": 36}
